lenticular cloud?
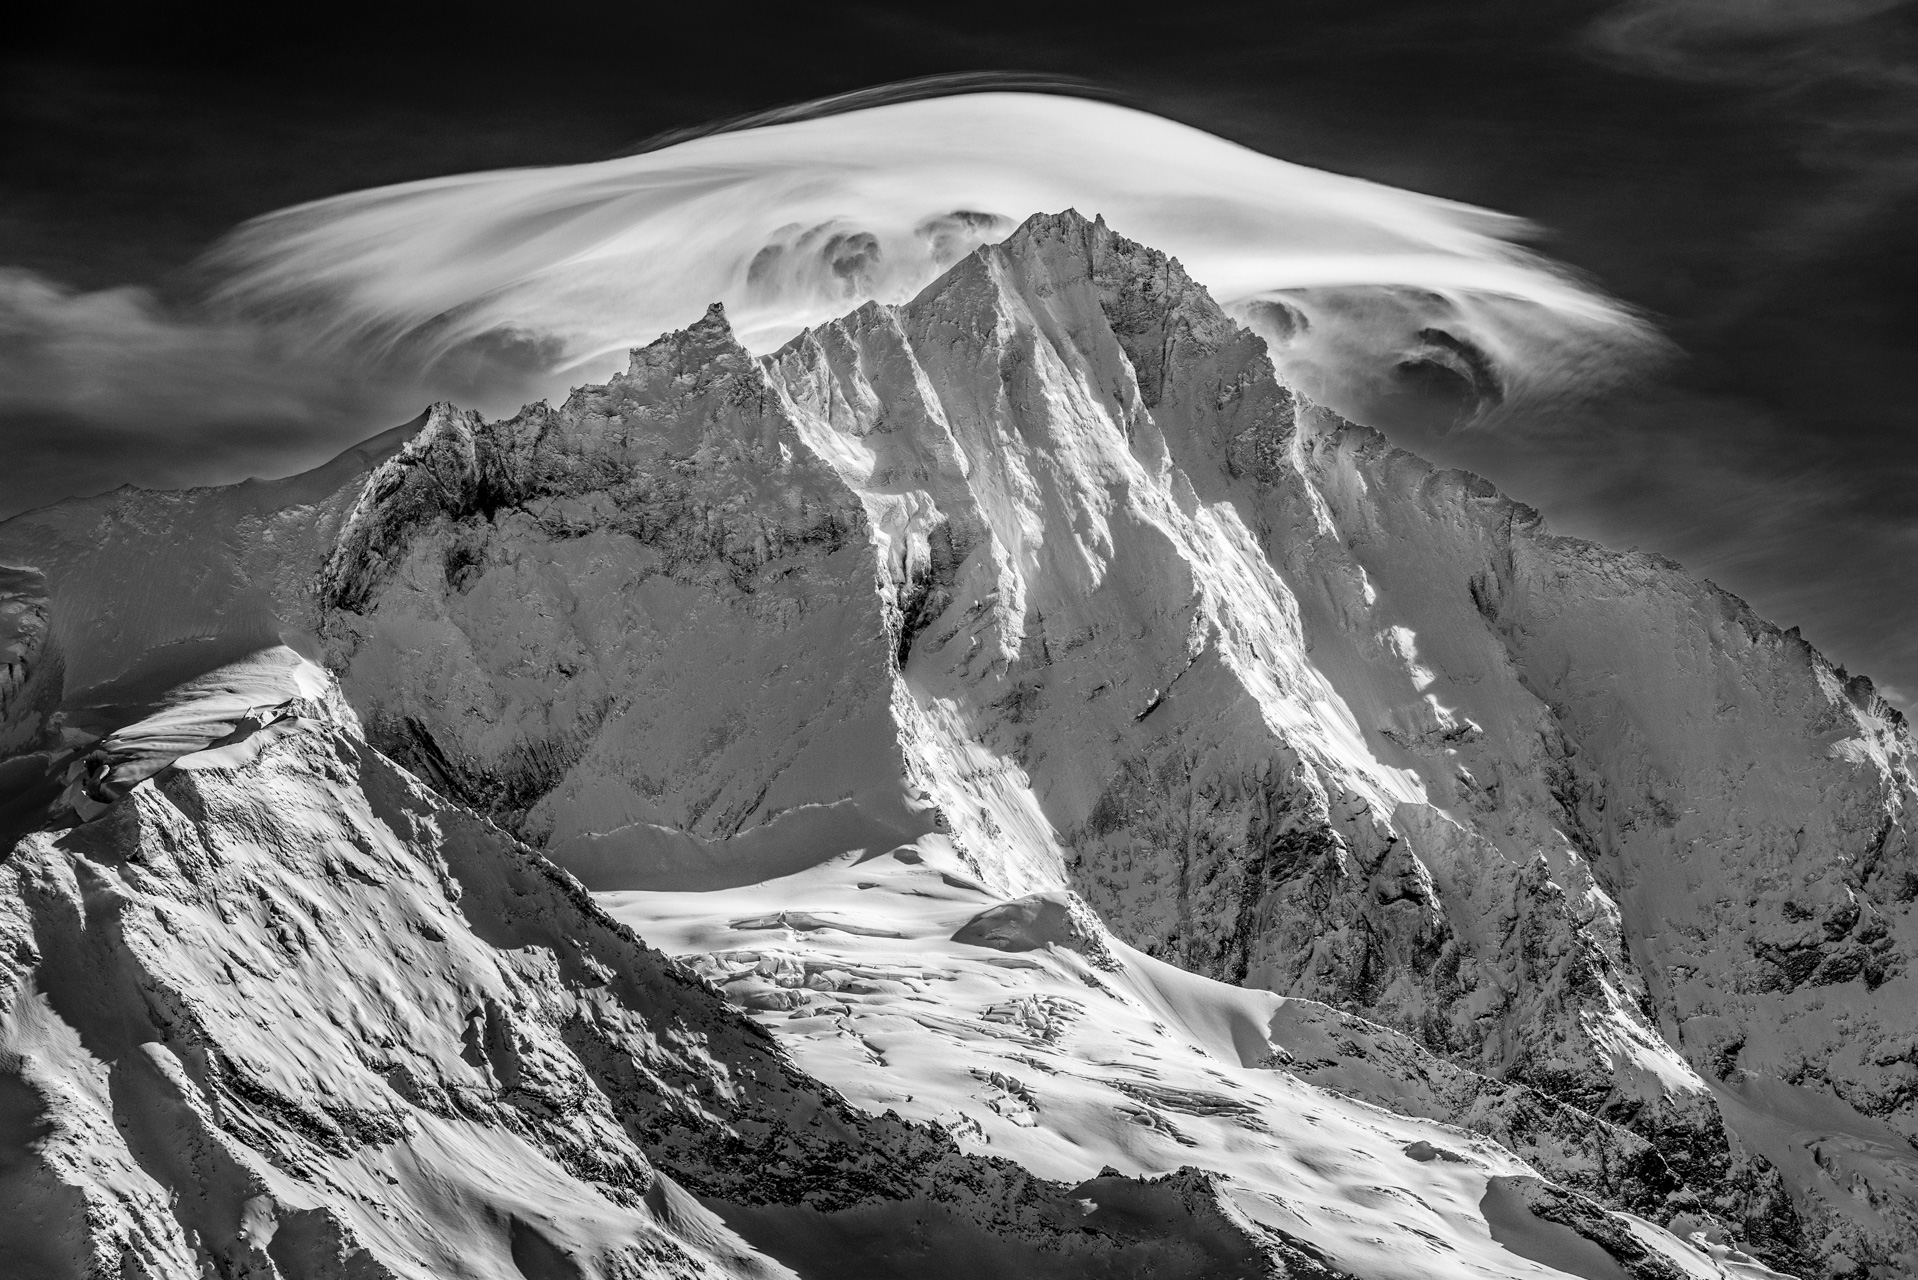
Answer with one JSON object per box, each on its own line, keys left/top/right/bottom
{"left": 211, "top": 92, "right": 1655, "bottom": 422}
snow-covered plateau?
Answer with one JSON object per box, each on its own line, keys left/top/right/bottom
{"left": 0, "top": 210, "right": 1912, "bottom": 1279}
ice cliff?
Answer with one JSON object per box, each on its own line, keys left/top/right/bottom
{"left": 2, "top": 210, "right": 1913, "bottom": 1279}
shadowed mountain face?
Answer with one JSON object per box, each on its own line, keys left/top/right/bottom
{"left": 3, "top": 211, "right": 1915, "bottom": 1278}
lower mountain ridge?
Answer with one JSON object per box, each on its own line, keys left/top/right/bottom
{"left": 1, "top": 210, "right": 1912, "bottom": 1279}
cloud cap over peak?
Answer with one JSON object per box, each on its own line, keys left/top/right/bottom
{"left": 206, "top": 91, "right": 1656, "bottom": 422}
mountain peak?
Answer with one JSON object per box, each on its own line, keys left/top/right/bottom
{"left": 3, "top": 212, "right": 1915, "bottom": 1279}
{"left": 623, "top": 298, "right": 743, "bottom": 380}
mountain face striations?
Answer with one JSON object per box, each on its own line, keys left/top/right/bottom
{"left": 1, "top": 210, "right": 1912, "bottom": 1279}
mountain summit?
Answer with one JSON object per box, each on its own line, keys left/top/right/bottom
{"left": 2, "top": 210, "right": 1912, "bottom": 1279}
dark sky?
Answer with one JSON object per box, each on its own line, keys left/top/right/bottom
{"left": 5, "top": 0, "right": 1917, "bottom": 703}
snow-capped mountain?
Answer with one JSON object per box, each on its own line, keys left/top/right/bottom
{"left": 1, "top": 210, "right": 1910, "bottom": 1279}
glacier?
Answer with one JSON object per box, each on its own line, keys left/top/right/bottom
{"left": 0, "top": 210, "right": 1912, "bottom": 1279}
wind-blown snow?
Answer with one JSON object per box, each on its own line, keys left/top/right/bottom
{"left": 209, "top": 93, "right": 1653, "bottom": 422}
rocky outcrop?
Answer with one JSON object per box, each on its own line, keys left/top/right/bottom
{"left": 0, "top": 566, "right": 58, "bottom": 759}
{"left": 1267, "top": 997, "right": 1679, "bottom": 1214}
{"left": 0, "top": 566, "right": 65, "bottom": 842}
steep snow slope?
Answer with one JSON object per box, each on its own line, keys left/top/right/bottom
{"left": 0, "top": 654, "right": 1305, "bottom": 1279}
{"left": 3, "top": 210, "right": 1914, "bottom": 1278}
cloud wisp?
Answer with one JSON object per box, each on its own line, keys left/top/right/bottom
{"left": 1587, "top": 0, "right": 1918, "bottom": 275}
{"left": 0, "top": 269, "right": 428, "bottom": 518}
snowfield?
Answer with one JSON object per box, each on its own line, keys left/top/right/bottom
{"left": 605, "top": 842, "right": 1750, "bottom": 1280}
{"left": 1, "top": 210, "right": 1912, "bottom": 1278}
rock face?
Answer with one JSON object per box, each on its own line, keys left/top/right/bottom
{"left": 314, "top": 308, "right": 927, "bottom": 892}
{"left": 0, "top": 566, "right": 57, "bottom": 757}
{"left": 3, "top": 209, "right": 1915, "bottom": 1278}
{"left": 759, "top": 215, "right": 1917, "bottom": 1271}
{"left": 1281, "top": 413, "right": 1918, "bottom": 1275}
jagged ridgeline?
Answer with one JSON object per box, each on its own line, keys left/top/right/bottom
{"left": 1, "top": 210, "right": 1914, "bottom": 1279}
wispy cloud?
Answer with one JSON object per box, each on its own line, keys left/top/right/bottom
{"left": 0, "top": 270, "right": 418, "bottom": 515}
{"left": 1588, "top": 0, "right": 1912, "bottom": 79}
{"left": 1588, "top": 0, "right": 1918, "bottom": 270}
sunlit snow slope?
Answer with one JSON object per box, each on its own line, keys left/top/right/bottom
{"left": 3, "top": 211, "right": 1914, "bottom": 1279}
{"left": 603, "top": 845, "right": 1761, "bottom": 1280}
